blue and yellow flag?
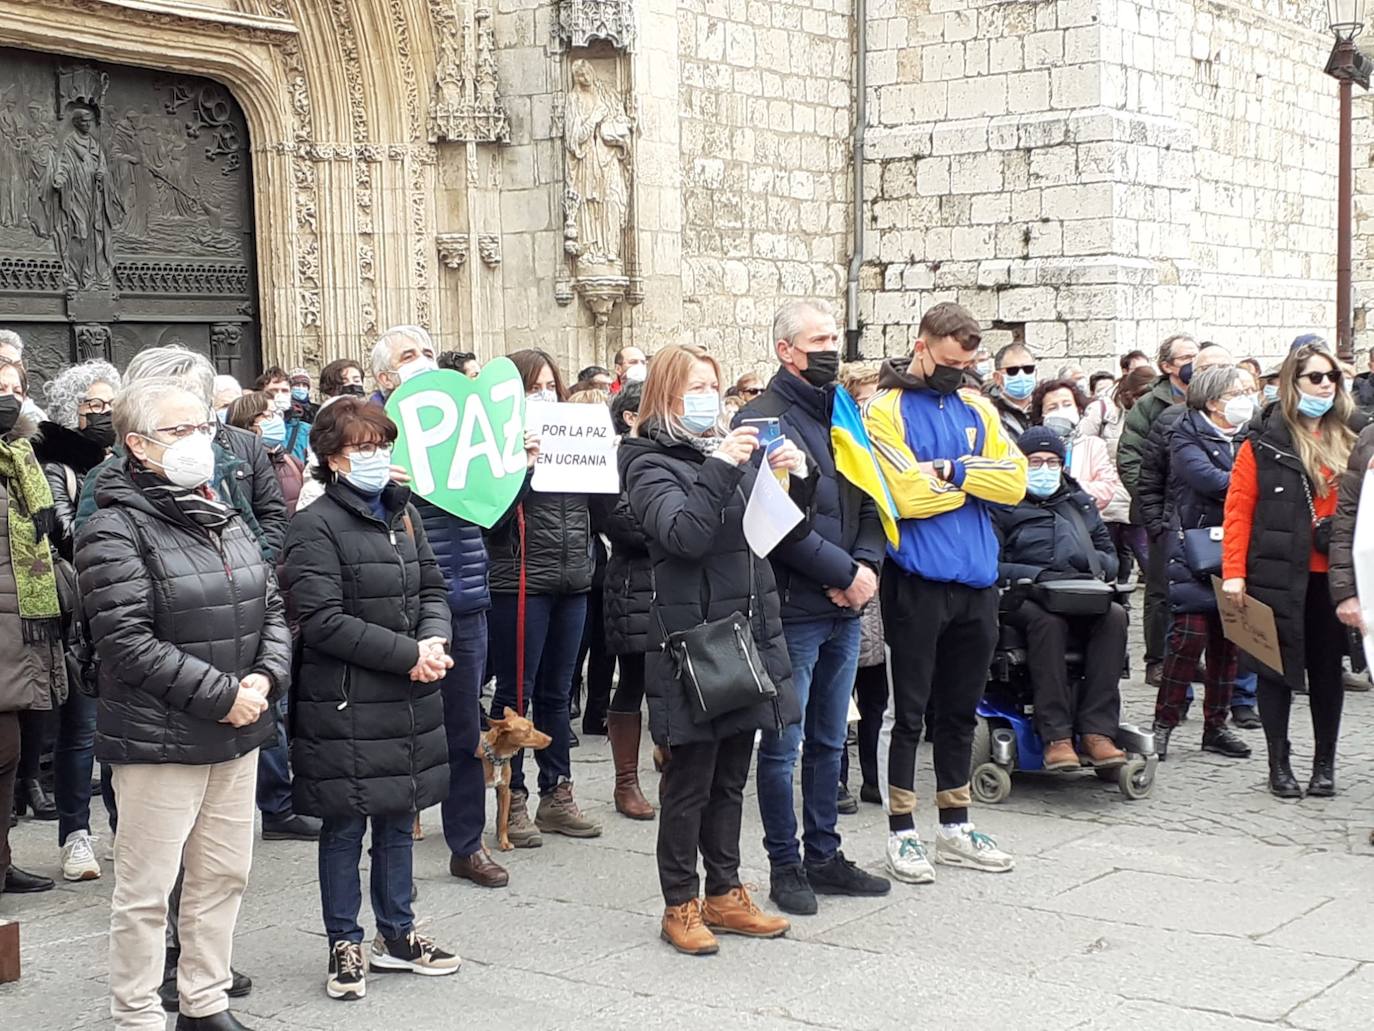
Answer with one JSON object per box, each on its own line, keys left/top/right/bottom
{"left": 831, "top": 385, "right": 900, "bottom": 547}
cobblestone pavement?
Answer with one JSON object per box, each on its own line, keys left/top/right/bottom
{"left": 3, "top": 622, "right": 1372, "bottom": 1030}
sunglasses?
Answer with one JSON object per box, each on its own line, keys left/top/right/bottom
{"left": 1299, "top": 371, "right": 1341, "bottom": 386}
{"left": 741, "top": 387, "right": 764, "bottom": 397}
{"left": 1001, "top": 365, "right": 1036, "bottom": 376}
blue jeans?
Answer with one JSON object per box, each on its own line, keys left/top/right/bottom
{"left": 440, "top": 611, "right": 488, "bottom": 858}
{"left": 255, "top": 698, "right": 294, "bottom": 820}
{"left": 318, "top": 812, "right": 414, "bottom": 946}
{"left": 1234, "top": 671, "right": 1257, "bottom": 708}
{"left": 54, "top": 689, "right": 97, "bottom": 845}
{"left": 757, "top": 617, "right": 861, "bottom": 868}
{"left": 488, "top": 592, "right": 586, "bottom": 796}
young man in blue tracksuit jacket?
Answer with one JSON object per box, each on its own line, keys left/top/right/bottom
{"left": 734, "top": 300, "right": 891, "bottom": 916}
{"left": 863, "top": 302, "right": 1027, "bottom": 884}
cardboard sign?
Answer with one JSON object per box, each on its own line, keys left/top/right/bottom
{"left": 527, "top": 400, "right": 620, "bottom": 494}
{"left": 384, "top": 359, "right": 527, "bottom": 527}
{"left": 1211, "top": 577, "right": 1284, "bottom": 676}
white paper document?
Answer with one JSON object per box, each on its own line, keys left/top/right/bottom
{"left": 1351, "top": 468, "right": 1374, "bottom": 662}
{"left": 742, "top": 461, "right": 803, "bottom": 558}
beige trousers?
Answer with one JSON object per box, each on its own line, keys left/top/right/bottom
{"left": 109, "top": 749, "right": 258, "bottom": 1029}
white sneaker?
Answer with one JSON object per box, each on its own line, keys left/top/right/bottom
{"left": 61, "top": 830, "right": 102, "bottom": 881}
{"left": 934, "top": 824, "right": 1014, "bottom": 873}
{"left": 885, "top": 831, "right": 935, "bottom": 884}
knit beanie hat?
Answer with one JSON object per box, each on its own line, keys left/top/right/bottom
{"left": 1017, "top": 425, "right": 1066, "bottom": 463}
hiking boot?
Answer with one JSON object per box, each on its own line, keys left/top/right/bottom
{"left": 885, "top": 831, "right": 935, "bottom": 884}
{"left": 934, "top": 824, "right": 1014, "bottom": 873}
{"left": 369, "top": 930, "right": 461, "bottom": 976}
{"left": 1230, "top": 705, "right": 1262, "bottom": 729}
{"left": 506, "top": 790, "right": 542, "bottom": 848}
{"left": 660, "top": 899, "right": 718, "bottom": 956}
{"left": 535, "top": 782, "right": 602, "bottom": 838}
{"left": 326, "top": 940, "right": 366, "bottom": 1001}
{"left": 1043, "top": 738, "right": 1080, "bottom": 771}
{"left": 836, "top": 782, "right": 858, "bottom": 815}
{"left": 1266, "top": 738, "right": 1302, "bottom": 799}
{"left": 767, "top": 863, "right": 816, "bottom": 915}
{"left": 805, "top": 851, "right": 891, "bottom": 897}
{"left": 607, "top": 711, "right": 654, "bottom": 820}
{"left": 1201, "top": 725, "right": 1252, "bottom": 759}
{"left": 702, "top": 886, "right": 790, "bottom": 938}
{"left": 1079, "top": 734, "right": 1127, "bottom": 769}
{"left": 61, "top": 829, "right": 101, "bottom": 882}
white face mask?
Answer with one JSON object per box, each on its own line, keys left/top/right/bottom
{"left": 1222, "top": 395, "right": 1256, "bottom": 428}
{"left": 144, "top": 433, "right": 216, "bottom": 490}
{"left": 623, "top": 363, "right": 647, "bottom": 384}
{"left": 271, "top": 392, "right": 291, "bottom": 413}
{"left": 1044, "top": 406, "right": 1080, "bottom": 427}
{"left": 528, "top": 388, "right": 557, "bottom": 404}
{"left": 396, "top": 356, "right": 437, "bottom": 383}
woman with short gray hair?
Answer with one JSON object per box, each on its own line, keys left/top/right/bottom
{"left": 75, "top": 378, "right": 291, "bottom": 1030}
{"left": 1151, "top": 363, "right": 1254, "bottom": 762}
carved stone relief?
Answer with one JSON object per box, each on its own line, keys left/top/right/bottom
{"left": 436, "top": 232, "right": 468, "bottom": 269}
{"left": 429, "top": 3, "right": 509, "bottom": 144}
{"left": 478, "top": 233, "right": 500, "bottom": 268}
{"left": 557, "top": 0, "right": 636, "bottom": 51}
{"left": 74, "top": 322, "right": 111, "bottom": 361}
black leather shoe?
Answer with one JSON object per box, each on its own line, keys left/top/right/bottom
{"left": 836, "top": 783, "right": 858, "bottom": 815}
{"left": 261, "top": 814, "right": 322, "bottom": 841}
{"left": 768, "top": 863, "right": 817, "bottom": 916}
{"left": 1201, "top": 725, "right": 1252, "bottom": 759}
{"left": 806, "top": 851, "right": 891, "bottom": 897}
{"left": 1230, "top": 705, "right": 1262, "bottom": 730}
{"left": 1266, "top": 738, "right": 1302, "bottom": 799}
{"left": 3, "top": 865, "right": 55, "bottom": 893}
{"left": 14, "top": 778, "right": 57, "bottom": 821}
{"left": 1308, "top": 741, "right": 1336, "bottom": 797}
{"left": 174, "top": 1011, "right": 255, "bottom": 1030}
{"left": 161, "top": 967, "right": 252, "bottom": 1011}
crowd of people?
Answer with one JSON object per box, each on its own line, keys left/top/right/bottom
{"left": 0, "top": 304, "right": 1369, "bottom": 1027}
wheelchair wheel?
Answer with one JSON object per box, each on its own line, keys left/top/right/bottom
{"left": 1118, "top": 758, "right": 1153, "bottom": 800}
{"left": 972, "top": 762, "right": 1012, "bottom": 804}
{"left": 970, "top": 716, "right": 993, "bottom": 772}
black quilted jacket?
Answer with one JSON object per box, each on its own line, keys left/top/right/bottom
{"left": 74, "top": 459, "right": 293, "bottom": 766}
{"left": 485, "top": 490, "right": 593, "bottom": 596}
{"left": 594, "top": 491, "right": 654, "bottom": 657}
{"left": 282, "top": 481, "right": 452, "bottom": 819}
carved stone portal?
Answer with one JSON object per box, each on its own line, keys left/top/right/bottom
{"left": 430, "top": 4, "right": 509, "bottom": 144}
{"left": 557, "top": 0, "right": 636, "bottom": 51}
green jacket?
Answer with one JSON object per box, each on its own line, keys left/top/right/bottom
{"left": 1117, "top": 376, "right": 1181, "bottom": 499}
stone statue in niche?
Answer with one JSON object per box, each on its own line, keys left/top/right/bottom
{"left": 0, "top": 91, "right": 21, "bottom": 227}
{"left": 48, "top": 105, "right": 124, "bottom": 292}
{"left": 563, "top": 59, "right": 632, "bottom": 276}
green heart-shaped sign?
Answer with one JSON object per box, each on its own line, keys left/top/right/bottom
{"left": 385, "top": 358, "right": 527, "bottom": 527}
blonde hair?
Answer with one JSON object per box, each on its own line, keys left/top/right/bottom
{"left": 636, "top": 344, "right": 723, "bottom": 438}
{"left": 839, "top": 361, "right": 880, "bottom": 394}
{"left": 1279, "top": 342, "right": 1355, "bottom": 498}
{"left": 568, "top": 388, "right": 610, "bottom": 406}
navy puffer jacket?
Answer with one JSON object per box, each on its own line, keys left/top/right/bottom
{"left": 1165, "top": 409, "right": 1239, "bottom": 614}
{"left": 992, "top": 480, "right": 1118, "bottom": 585}
{"left": 415, "top": 497, "right": 491, "bottom": 617}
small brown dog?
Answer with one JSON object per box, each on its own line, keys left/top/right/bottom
{"left": 478, "top": 707, "right": 553, "bottom": 851}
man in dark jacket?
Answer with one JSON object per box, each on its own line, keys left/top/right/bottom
{"left": 984, "top": 341, "right": 1039, "bottom": 440}
{"left": 736, "top": 300, "right": 890, "bottom": 915}
{"left": 1116, "top": 332, "right": 1199, "bottom": 685}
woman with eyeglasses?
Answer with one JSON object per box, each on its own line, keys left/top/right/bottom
{"left": 1151, "top": 364, "right": 1253, "bottom": 763}
{"left": 1223, "top": 342, "right": 1356, "bottom": 798}
{"left": 74, "top": 379, "right": 291, "bottom": 1029}
{"left": 282, "top": 397, "right": 460, "bottom": 1001}
{"left": 227, "top": 391, "right": 307, "bottom": 517}
{"left": 30, "top": 359, "right": 122, "bottom": 882}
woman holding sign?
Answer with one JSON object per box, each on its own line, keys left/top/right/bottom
{"left": 1222, "top": 341, "right": 1356, "bottom": 799}
{"left": 621, "top": 343, "right": 805, "bottom": 956}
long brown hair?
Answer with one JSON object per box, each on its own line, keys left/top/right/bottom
{"left": 508, "top": 348, "right": 569, "bottom": 401}
{"left": 636, "top": 344, "right": 723, "bottom": 439}
{"left": 1114, "top": 365, "right": 1156, "bottom": 411}
{"left": 1279, "top": 342, "right": 1355, "bottom": 498}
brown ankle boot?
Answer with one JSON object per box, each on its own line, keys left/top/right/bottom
{"left": 1079, "top": 734, "right": 1126, "bottom": 768}
{"left": 1043, "top": 738, "right": 1081, "bottom": 771}
{"left": 606, "top": 711, "right": 654, "bottom": 820}
{"left": 660, "top": 899, "right": 719, "bottom": 955}
{"left": 701, "top": 886, "right": 789, "bottom": 939}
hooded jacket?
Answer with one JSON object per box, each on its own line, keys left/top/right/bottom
{"left": 74, "top": 458, "right": 292, "bottom": 765}
{"left": 862, "top": 358, "right": 1027, "bottom": 588}
{"left": 733, "top": 368, "right": 886, "bottom": 622}
{"left": 32, "top": 420, "right": 110, "bottom": 563}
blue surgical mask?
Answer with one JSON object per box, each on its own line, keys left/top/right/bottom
{"left": 1297, "top": 391, "right": 1334, "bottom": 419}
{"left": 975, "top": 360, "right": 993, "bottom": 380}
{"left": 681, "top": 392, "right": 720, "bottom": 434}
{"left": 291, "top": 385, "right": 310, "bottom": 403}
{"left": 259, "top": 414, "right": 286, "bottom": 446}
{"left": 1003, "top": 372, "right": 1036, "bottom": 400}
{"left": 342, "top": 448, "right": 393, "bottom": 494}
{"left": 1026, "top": 466, "right": 1061, "bottom": 498}
{"left": 1262, "top": 384, "right": 1278, "bottom": 404}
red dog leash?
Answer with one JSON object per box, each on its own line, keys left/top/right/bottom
{"left": 515, "top": 504, "right": 527, "bottom": 716}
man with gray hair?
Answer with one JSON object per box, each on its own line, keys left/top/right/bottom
{"left": 0, "top": 328, "right": 22, "bottom": 362}
{"left": 735, "top": 299, "right": 891, "bottom": 915}
{"left": 371, "top": 324, "right": 437, "bottom": 404}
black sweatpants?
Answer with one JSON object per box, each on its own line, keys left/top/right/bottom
{"left": 879, "top": 569, "right": 997, "bottom": 831}
{"left": 656, "top": 730, "right": 754, "bottom": 906}
{"left": 1257, "top": 573, "right": 1346, "bottom": 748}
{"left": 840, "top": 663, "right": 888, "bottom": 790}
{"left": 1143, "top": 529, "right": 1169, "bottom": 666}
{"left": 1006, "top": 599, "right": 1126, "bottom": 741}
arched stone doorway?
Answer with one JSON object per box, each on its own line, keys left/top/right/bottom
{"left": 0, "top": 46, "right": 258, "bottom": 388}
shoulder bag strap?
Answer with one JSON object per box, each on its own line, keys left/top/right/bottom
{"left": 1060, "top": 499, "right": 1104, "bottom": 579}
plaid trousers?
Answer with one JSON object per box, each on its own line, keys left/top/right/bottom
{"left": 1154, "top": 612, "right": 1237, "bottom": 730}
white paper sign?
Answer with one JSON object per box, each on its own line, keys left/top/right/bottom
{"left": 743, "top": 460, "right": 804, "bottom": 558}
{"left": 528, "top": 401, "right": 620, "bottom": 494}
{"left": 1351, "top": 468, "right": 1374, "bottom": 661}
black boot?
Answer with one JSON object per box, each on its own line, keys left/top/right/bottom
{"left": 1308, "top": 740, "right": 1336, "bottom": 797}
{"left": 1266, "top": 738, "right": 1302, "bottom": 799}
{"left": 174, "top": 1012, "right": 255, "bottom": 1030}
{"left": 13, "top": 778, "right": 58, "bottom": 821}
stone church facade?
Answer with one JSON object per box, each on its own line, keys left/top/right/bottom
{"left": 0, "top": 0, "right": 1364, "bottom": 382}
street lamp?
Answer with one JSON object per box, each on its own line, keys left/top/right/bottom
{"left": 1325, "top": 0, "right": 1369, "bottom": 361}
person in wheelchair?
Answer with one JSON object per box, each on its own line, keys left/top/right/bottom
{"left": 992, "top": 426, "right": 1128, "bottom": 772}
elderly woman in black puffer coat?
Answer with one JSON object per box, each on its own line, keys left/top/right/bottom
{"left": 282, "top": 397, "right": 459, "bottom": 1003}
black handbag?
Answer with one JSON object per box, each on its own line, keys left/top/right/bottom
{"left": 1028, "top": 501, "right": 1114, "bottom": 616}
{"left": 654, "top": 547, "right": 779, "bottom": 726}
{"left": 1302, "top": 476, "right": 1333, "bottom": 555}
{"left": 1181, "top": 525, "right": 1223, "bottom": 577}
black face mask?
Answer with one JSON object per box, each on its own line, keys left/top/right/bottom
{"left": 0, "top": 394, "right": 20, "bottom": 435}
{"left": 922, "top": 354, "right": 965, "bottom": 396}
{"left": 799, "top": 350, "right": 840, "bottom": 388}
{"left": 341, "top": 384, "right": 366, "bottom": 398}
{"left": 81, "top": 411, "right": 116, "bottom": 449}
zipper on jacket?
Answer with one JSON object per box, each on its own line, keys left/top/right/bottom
{"left": 336, "top": 666, "right": 352, "bottom": 711}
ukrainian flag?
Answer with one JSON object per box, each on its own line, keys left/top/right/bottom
{"left": 831, "top": 385, "right": 901, "bottom": 547}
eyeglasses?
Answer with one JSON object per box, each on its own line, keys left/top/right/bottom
{"left": 344, "top": 443, "right": 388, "bottom": 459}
{"left": 153, "top": 422, "right": 214, "bottom": 440}
{"left": 1002, "top": 365, "right": 1036, "bottom": 376}
{"left": 1299, "top": 371, "right": 1341, "bottom": 386}
{"left": 79, "top": 397, "right": 111, "bottom": 413}
{"left": 1026, "top": 458, "right": 1063, "bottom": 471}
{"left": 741, "top": 387, "right": 764, "bottom": 397}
